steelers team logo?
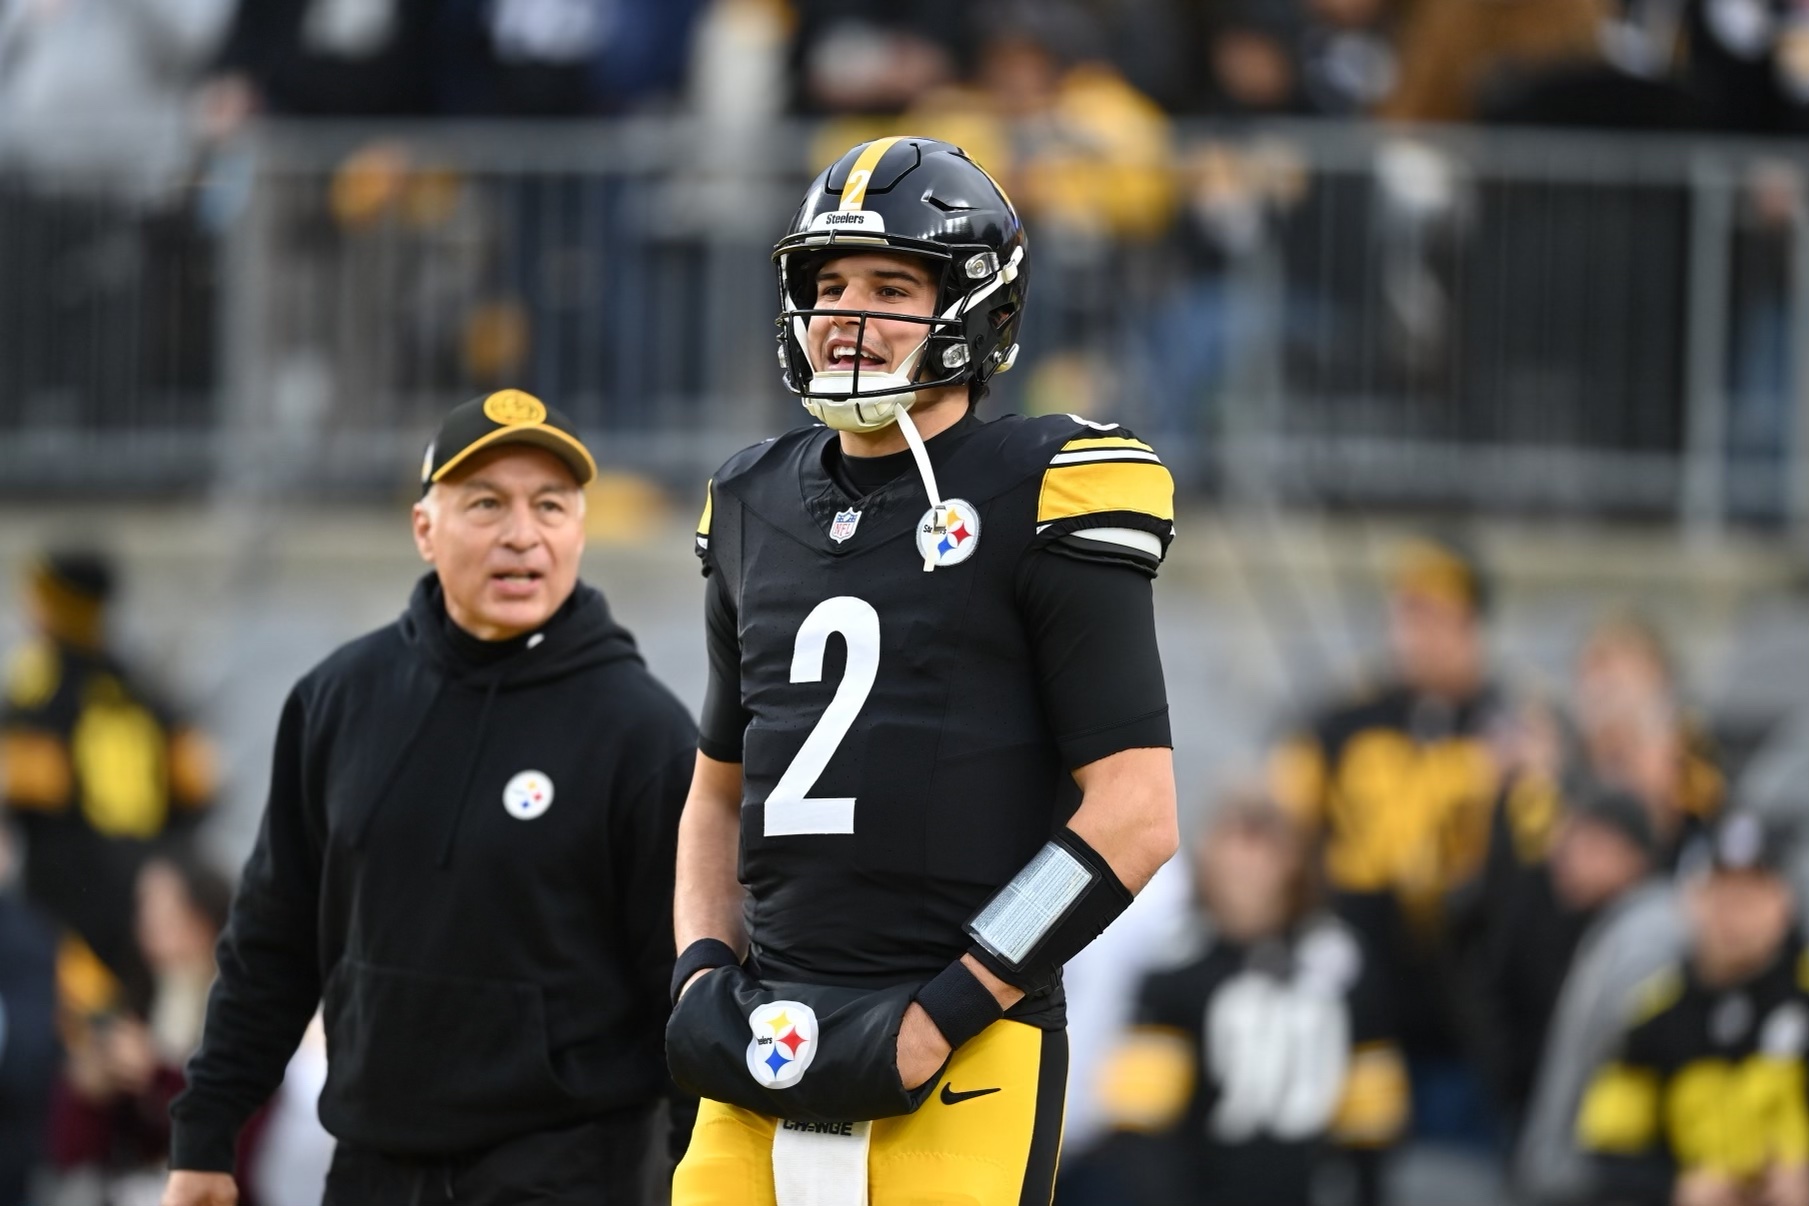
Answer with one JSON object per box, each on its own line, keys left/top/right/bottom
{"left": 745, "top": 1000, "right": 819, "bottom": 1090}
{"left": 483, "top": 388, "right": 548, "bottom": 426}
{"left": 916, "top": 499, "right": 981, "bottom": 567}
{"left": 502, "top": 770, "right": 554, "bottom": 820}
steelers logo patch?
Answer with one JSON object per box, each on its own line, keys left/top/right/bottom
{"left": 483, "top": 389, "right": 548, "bottom": 426}
{"left": 502, "top": 770, "right": 554, "bottom": 820}
{"left": 745, "top": 1000, "right": 819, "bottom": 1090}
{"left": 916, "top": 499, "right": 981, "bottom": 568}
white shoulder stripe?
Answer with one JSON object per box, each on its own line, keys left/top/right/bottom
{"left": 1068, "top": 527, "right": 1164, "bottom": 558}
{"left": 1048, "top": 449, "right": 1165, "bottom": 467}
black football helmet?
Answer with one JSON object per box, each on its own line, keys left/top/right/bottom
{"left": 773, "top": 136, "right": 1029, "bottom": 432}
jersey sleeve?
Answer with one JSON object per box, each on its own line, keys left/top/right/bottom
{"left": 1033, "top": 426, "right": 1176, "bottom": 577}
{"left": 696, "top": 570, "right": 749, "bottom": 763}
{"left": 1015, "top": 549, "right": 1171, "bottom": 769}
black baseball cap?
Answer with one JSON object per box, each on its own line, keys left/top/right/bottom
{"left": 420, "top": 390, "right": 597, "bottom": 494}
{"left": 36, "top": 548, "right": 116, "bottom": 603}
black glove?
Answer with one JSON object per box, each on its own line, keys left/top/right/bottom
{"left": 666, "top": 968, "right": 945, "bottom": 1123}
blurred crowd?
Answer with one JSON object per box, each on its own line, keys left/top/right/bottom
{"left": 0, "top": 553, "right": 333, "bottom": 1206}
{"left": 1056, "top": 535, "right": 1809, "bottom": 1206}
{"left": 3, "top": 534, "right": 1808, "bottom": 1206}
{"left": 3, "top": 0, "right": 1806, "bottom": 159}
{"left": 3, "top": 0, "right": 1803, "bottom": 511}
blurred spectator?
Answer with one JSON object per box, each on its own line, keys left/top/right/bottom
{"left": 1379, "top": 0, "right": 1608, "bottom": 122}
{"left": 1472, "top": 782, "right": 1662, "bottom": 1124}
{"left": 1679, "top": 0, "right": 1809, "bottom": 132}
{"left": 1268, "top": 535, "right": 1513, "bottom": 1147}
{"left": 1514, "top": 860, "right": 1687, "bottom": 1204}
{"left": 1575, "top": 811, "right": 1809, "bottom": 1206}
{"left": 1054, "top": 853, "right": 1192, "bottom": 1206}
{"left": 787, "top": 0, "right": 968, "bottom": 115}
{"left": 0, "top": 550, "right": 218, "bottom": 1017}
{"left": 1570, "top": 613, "right": 1725, "bottom": 860}
{"left": 436, "top": 0, "right": 709, "bottom": 115}
{"left": 1093, "top": 793, "right": 1407, "bottom": 1206}
{"left": 204, "top": 0, "right": 444, "bottom": 117}
{"left": 47, "top": 856, "right": 230, "bottom": 1200}
{"left": 0, "top": 0, "right": 233, "bottom": 195}
{"left": 0, "top": 827, "right": 59, "bottom": 1206}
{"left": 1142, "top": 0, "right": 1398, "bottom": 116}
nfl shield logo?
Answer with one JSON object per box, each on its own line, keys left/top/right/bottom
{"left": 830, "top": 509, "right": 862, "bottom": 543}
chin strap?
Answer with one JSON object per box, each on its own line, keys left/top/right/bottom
{"left": 894, "top": 407, "right": 944, "bottom": 573}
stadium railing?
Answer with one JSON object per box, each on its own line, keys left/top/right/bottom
{"left": 1, "top": 118, "right": 1805, "bottom": 539}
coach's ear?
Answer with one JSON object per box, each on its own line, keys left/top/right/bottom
{"left": 412, "top": 492, "right": 438, "bottom": 565}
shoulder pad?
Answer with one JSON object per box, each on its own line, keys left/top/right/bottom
{"left": 4, "top": 639, "right": 61, "bottom": 712}
{"left": 1032, "top": 415, "right": 1175, "bottom": 572}
{"left": 708, "top": 429, "right": 815, "bottom": 497}
{"left": 1626, "top": 964, "right": 1685, "bottom": 1027}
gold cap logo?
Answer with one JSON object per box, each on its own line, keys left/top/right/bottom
{"left": 483, "top": 389, "right": 547, "bottom": 426}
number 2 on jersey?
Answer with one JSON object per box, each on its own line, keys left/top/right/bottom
{"left": 764, "top": 596, "right": 879, "bottom": 836}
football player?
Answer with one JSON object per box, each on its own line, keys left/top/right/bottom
{"left": 666, "top": 136, "right": 1180, "bottom": 1205}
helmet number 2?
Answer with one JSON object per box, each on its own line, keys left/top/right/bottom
{"left": 763, "top": 596, "right": 879, "bottom": 836}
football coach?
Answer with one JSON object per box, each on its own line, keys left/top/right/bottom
{"left": 163, "top": 391, "right": 698, "bottom": 1206}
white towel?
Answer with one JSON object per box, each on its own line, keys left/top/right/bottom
{"left": 771, "top": 1119, "right": 872, "bottom": 1206}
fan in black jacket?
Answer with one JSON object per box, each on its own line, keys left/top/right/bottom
{"left": 167, "top": 392, "right": 697, "bottom": 1206}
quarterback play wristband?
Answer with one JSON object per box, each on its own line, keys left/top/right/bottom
{"left": 914, "top": 960, "right": 1004, "bottom": 1051}
{"left": 672, "top": 938, "right": 740, "bottom": 1006}
{"left": 965, "top": 827, "right": 1133, "bottom": 993}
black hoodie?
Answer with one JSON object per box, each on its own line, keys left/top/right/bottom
{"left": 170, "top": 575, "right": 697, "bottom": 1170}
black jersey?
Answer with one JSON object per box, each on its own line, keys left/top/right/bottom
{"left": 694, "top": 412, "right": 1174, "bottom": 1024}
{"left": 1269, "top": 682, "right": 1507, "bottom": 1058}
{"left": 1104, "top": 917, "right": 1405, "bottom": 1206}
{"left": 1578, "top": 934, "right": 1809, "bottom": 1204}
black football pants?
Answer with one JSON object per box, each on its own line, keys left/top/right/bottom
{"left": 322, "top": 1108, "right": 656, "bottom": 1206}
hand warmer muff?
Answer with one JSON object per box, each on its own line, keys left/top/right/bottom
{"left": 667, "top": 970, "right": 946, "bottom": 1123}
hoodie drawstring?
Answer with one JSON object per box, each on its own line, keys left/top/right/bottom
{"left": 437, "top": 674, "right": 503, "bottom": 867}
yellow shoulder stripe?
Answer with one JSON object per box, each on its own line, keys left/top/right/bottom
{"left": 1, "top": 730, "right": 73, "bottom": 810}
{"left": 1099, "top": 1025, "right": 1195, "bottom": 1132}
{"left": 1332, "top": 1042, "right": 1410, "bottom": 1147}
{"left": 697, "top": 480, "right": 714, "bottom": 538}
{"left": 1577, "top": 1063, "right": 1661, "bottom": 1153}
{"left": 1039, "top": 460, "right": 1174, "bottom": 524}
{"left": 58, "top": 933, "right": 122, "bottom": 1017}
{"left": 5, "top": 639, "right": 60, "bottom": 710}
{"left": 1060, "top": 435, "right": 1156, "bottom": 454}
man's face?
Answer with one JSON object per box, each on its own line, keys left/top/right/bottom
{"left": 1197, "top": 815, "right": 1304, "bottom": 942}
{"left": 1692, "top": 868, "right": 1794, "bottom": 987}
{"left": 412, "top": 446, "right": 584, "bottom": 641}
{"left": 1389, "top": 588, "right": 1482, "bottom": 697}
{"left": 807, "top": 252, "right": 940, "bottom": 380}
{"left": 1550, "top": 817, "right": 1651, "bottom": 912}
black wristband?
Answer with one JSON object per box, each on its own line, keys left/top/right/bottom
{"left": 914, "top": 960, "right": 1005, "bottom": 1051}
{"left": 964, "top": 826, "right": 1133, "bottom": 994}
{"left": 672, "top": 938, "right": 740, "bottom": 1006}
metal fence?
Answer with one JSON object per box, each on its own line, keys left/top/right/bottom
{"left": 1, "top": 118, "right": 1805, "bottom": 536}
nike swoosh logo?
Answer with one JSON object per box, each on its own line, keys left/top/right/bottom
{"left": 940, "top": 1084, "right": 1002, "bottom": 1106}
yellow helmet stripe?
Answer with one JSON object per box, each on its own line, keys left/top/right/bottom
{"left": 840, "top": 136, "right": 905, "bottom": 211}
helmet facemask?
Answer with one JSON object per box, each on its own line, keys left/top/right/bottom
{"left": 775, "top": 240, "right": 1023, "bottom": 434}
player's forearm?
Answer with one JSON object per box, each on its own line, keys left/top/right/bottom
{"left": 673, "top": 752, "right": 747, "bottom": 953}
{"left": 1067, "top": 745, "right": 1179, "bottom": 895}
